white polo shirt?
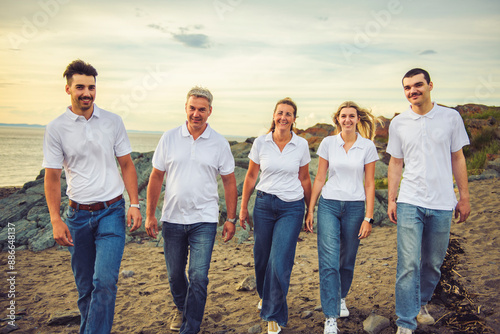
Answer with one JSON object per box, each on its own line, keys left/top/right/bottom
{"left": 249, "top": 132, "right": 311, "bottom": 202}
{"left": 42, "top": 105, "right": 132, "bottom": 204}
{"left": 152, "top": 122, "right": 235, "bottom": 225}
{"left": 386, "top": 103, "right": 470, "bottom": 210}
{"left": 318, "top": 133, "right": 379, "bottom": 201}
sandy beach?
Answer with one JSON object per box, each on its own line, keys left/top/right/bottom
{"left": 1, "top": 177, "right": 498, "bottom": 334}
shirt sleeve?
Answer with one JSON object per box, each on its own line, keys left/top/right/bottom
{"left": 299, "top": 139, "right": 312, "bottom": 167}
{"left": 152, "top": 132, "right": 168, "bottom": 172}
{"left": 386, "top": 118, "right": 403, "bottom": 159}
{"left": 42, "top": 123, "right": 64, "bottom": 169}
{"left": 317, "top": 137, "right": 330, "bottom": 161}
{"left": 451, "top": 111, "right": 470, "bottom": 152}
{"left": 113, "top": 115, "right": 133, "bottom": 157}
{"left": 248, "top": 137, "right": 261, "bottom": 164}
{"left": 219, "top": 139, "right": 235, "bottom": 175}
{"left": 365, "top": 140, "right": 379, "bottom": 164}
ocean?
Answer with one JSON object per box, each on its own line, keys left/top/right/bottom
{"left": 0, "top": 126, "right": 246, "bottom": 187}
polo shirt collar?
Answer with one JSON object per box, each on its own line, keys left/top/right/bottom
{"left": 336, "top": 132, "right": 362, "bottom": 149}
{"left": 182, "top": 122, "right": 212, "bottom": 139}
{"left": 265, "top": 131, "right": 298, "bottom": 146}
{"left": 65, "top": 104, "right": 100, "bottom": 121}
{"left": 408, "top": 102, "right": 437, "bottom": 120}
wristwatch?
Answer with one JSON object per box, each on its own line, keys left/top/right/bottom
{"left": 227, "top": 218, "right": 236, "bottom": 224}
{"left": 364, "top": 217, "right": 374, "bottom": 224}
{"left": 130, "top": 204, "right": 141, "bottom": 209}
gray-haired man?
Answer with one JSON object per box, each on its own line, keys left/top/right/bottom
{"left": 145, "top": 86, "right": 237, "bottom": 334}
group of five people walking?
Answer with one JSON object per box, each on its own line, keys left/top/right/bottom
{"left": 43, "top": 60, "right": 470, "bottom": 334}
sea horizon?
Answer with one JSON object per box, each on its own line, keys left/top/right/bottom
{"left": 0, "top": 125, "right": 248, "bottom": 187}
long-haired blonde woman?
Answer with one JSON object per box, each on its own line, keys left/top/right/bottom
{"left": 306, "top": 101, "right": 378, "bottom": 334}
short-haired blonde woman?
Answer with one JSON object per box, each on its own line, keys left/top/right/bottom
{"left": 240, "top": 97, "right": 311, "bottom": 334}
{"left": 306, "top": 101, "right": 378, "bottom": 334}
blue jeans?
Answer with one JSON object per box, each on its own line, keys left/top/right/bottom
{"left": 66, "top": 198, "right": 126, "bottom": 334}
{"left": 395, "top": 203, "right": 452, "bottom": 330}
{"left": 162, "top": 222, "right": 217, "bottom": 334}
{"left": 253, "top": 190, "right": 305, "bottom": 327}
{"left": 317, "top": 197, "right": 365, "bottom": 318}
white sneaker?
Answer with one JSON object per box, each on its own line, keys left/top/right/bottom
{"left": 417, "top": 304, "right": 435, "bottom": 325}
{"left": 258, "top": 299, "right": 262, "bottom": 310}
{"left": 396, "top": 326, "right": 413, "bottom": 334}
{"left": 340, "top": 298, "right": 349, "bottom": 317}
{"left": 268, "top": 321, "right": 281, "bottom": 334}
{"left": 324, "top": 318, "right": 338, "bottom": 334}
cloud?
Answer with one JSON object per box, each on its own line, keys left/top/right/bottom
{"left": 147, "top": 23, "right": 168, "bottom": 33}
{"left": 172, "top": 32, "right": 211, "bottom": 49}
{"left": 419, "top": 49, "right": 437, "bottom": 55}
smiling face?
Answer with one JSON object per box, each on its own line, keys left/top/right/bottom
{"left": 185, "top": 95, "right": 212, "bottom": 134}
{"left": 403, "top": 73, "right": 433, "bottom": 108}
{"left": 65, "top": 74, "right": 96, "bottom": 115}
{"left": 273, "top": 103, "right": 296, "bottom": 132}
{"left": 337, "top": 107, "right": 359, "bottom": 133}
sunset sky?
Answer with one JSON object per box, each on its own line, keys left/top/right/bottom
{"left": 1, "top": 0, "right": 499, "bottom": 137}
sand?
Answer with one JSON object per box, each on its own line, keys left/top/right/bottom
{"left": 1, "top": 178, "right": 498, "bottom": 334}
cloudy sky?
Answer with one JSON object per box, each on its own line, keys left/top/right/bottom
{"left": 1, "top": 0, "right": 499, "bottom": 137}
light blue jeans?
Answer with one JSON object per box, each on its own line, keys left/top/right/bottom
{"left": 66, "top": 198, "right": 126, "bottom": 334}
{"left": 395, "top": 203, "right": 452, "bottom": 330}
{"left": 253, "top": 190, "right": 305, "bottom": 327}
{"left": 162, "top": 222, "right": 217, "bottom": 334}
{"left": 317, "top": 197, "right": 365, "bottom": 318}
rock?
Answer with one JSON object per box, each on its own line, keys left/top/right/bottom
{"left": 121, "top": 270, "right": 135, "bottom": 278}
{"left": 247, "top": 324, "right": 261, "bottom": 333}
{"left": 300, "top": 310, "right": 313, "bottom": 319}
{"left": 236, "top": 275, "right": 256, "bottom": 291}
{"left": 374, "top": 160, "right": 388, "bottom": 179}
{"left": 363, "top": 313, "right": 390, "bottom": 334}
{"left": 486, "top": 158, "right": 500, "bottom": 173}
{"left": 47, "top": 310, "right": 81, "bottom": 326}
{"left": 28, "top": 226, "right": 56, "bottom": 252}
{"left": 0, "top": 193, "right": 44, "bottom": 228}
{"left": 0, "top": 323, "right": 20, "bottom": 333}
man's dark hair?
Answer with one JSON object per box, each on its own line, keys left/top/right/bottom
{"left": 402, "top": 68, "right": 431, "bottom": 85}
{"left": 63, "top": 59, "right": 98, "bottom": 84}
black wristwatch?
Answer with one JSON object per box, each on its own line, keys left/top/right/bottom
{"left": 364, "top": 217, "right": 374, "bottom": 224}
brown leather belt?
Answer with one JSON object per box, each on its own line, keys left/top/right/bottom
{"left": 69, "top": 195, "right": 123, "bottom": 211}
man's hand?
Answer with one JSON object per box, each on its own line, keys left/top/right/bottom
{"left": 388, "top": 201, "right": 398, "bottom": 224}
{"left": 239, "top": 208, "right": 249, "bottom": 230}
{"left": 455, "top": 197, "right": 471, "bottom": 223}
{"left": 145, "top": 216, "right": 159, "bottom": 239}
{"left": 127, "top": 207, "right": 142, "bottom": 232}
{"left": 222, "top": 221, "right": 236, "bottom": 242}
{"left": 52, "top": 218, "right": 74, "bottom": 246}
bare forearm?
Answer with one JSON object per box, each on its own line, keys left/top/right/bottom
{"left": 387, "top": 158, "right": 403, "bottom": 203}
{"left": 222, "top": 174, "right": 238, "bottom": 219}
{"left": 146, "top": 170, "right": 164, "bottom": 218}
{"left": 44, "top": 169, "right": 62, "bottom": 221}
{"left": 452, "top": 151, "right": 470, "bottom": 201}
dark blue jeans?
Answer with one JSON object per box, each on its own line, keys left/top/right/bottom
{"left": 317, "top": 197, "right": 365, "bottom": 318}
{"left": 253, "top": 190, "right": 305, "bottom": 326}
{"left": 66, "top": 198, "right": 126, "bottom": 334}
{"left": 162, "top": 222, "right": 217, "bottom": 334}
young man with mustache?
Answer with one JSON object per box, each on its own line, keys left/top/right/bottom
{"left": 387, "top": 68, "right": 471, "bottom": 334}
{"left": 43, "top": 59, "right": 142, "bottom": 334}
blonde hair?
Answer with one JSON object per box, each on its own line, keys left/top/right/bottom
{"left": 268, "top": 97, "right": 297, "bottom": 133}
{"left": 333, "top": 101, "right": 376, "bottom": 140}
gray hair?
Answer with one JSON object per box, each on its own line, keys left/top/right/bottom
{"left": 186, "top": 86, "right": 213, "bottom": 106}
